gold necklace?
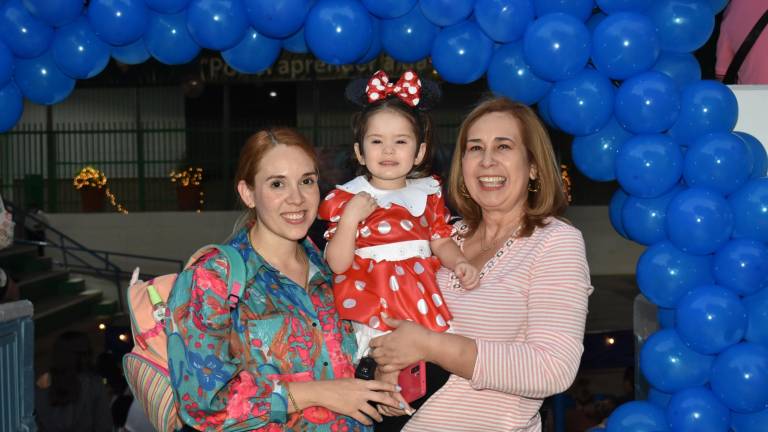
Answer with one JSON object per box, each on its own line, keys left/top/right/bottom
{"left": 480, "top": 223, "right": 521, "bottom": 252}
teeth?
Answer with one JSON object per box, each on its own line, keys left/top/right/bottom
{"left": 478, "top": 176, "right": 506, "bottom": 183}
{"left": 283, "top": 212, "right": 304, "bottom": 220}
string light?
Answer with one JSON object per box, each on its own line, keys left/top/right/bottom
{"left": 170, "top": 167, "right": 205, "bottom": 212}
{"left": 73, "top": 166, "right": 128, "bottom": 214}
{"left": 605, "top": 336, "right": 616, "bottom": 346}
{"left": 98, "top": 323, "right": 106, "bottom": 331}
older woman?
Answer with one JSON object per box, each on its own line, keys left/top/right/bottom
{"left": 369, "top": 98, "right": 592, "bottom": 431}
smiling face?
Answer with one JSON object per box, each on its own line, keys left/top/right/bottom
{"left": 237, "top": 144, "right": 319, "bottom": 245}
{"left": 354, "top": 109, "right": 426, "bottom": 190}
{"left": 461, "top": 112, "right": 537, "bottom": 216}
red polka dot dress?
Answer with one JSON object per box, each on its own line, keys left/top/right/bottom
{"left": 318, "top": 176, "right": 455, "bottom": 334}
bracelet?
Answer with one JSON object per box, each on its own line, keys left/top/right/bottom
{"left": 285, "top": 383, "right": 301, "bottom": 414}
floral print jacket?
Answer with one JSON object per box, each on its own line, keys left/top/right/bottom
{"left": 167, "top": 229, "right": 371, "bottom": 431}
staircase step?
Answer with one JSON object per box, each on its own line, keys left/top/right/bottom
{"left": 57, "top": 277, "right": 85, "bottom": 296}
{"left": 93, "top": 299, "right": 118, "bottom": 316}
{"left": 16, "top": 270, "right": 69, "bottom": 302}
{"left": 16, "top": 256, "right": 53, "bottom": 275}
{"left": 0, "top": 245, "right": 40, "bottom": 276}
{"left": 33, "top": 289, "right": 103, "bottom": 336}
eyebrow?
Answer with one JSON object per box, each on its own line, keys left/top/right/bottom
{"left": 467, "top": 136, "right": 515, "bottom": 143}
{"left": 265, "top": 172, "right": 317, "bottom": 181}
{"left": 366, "top": 133, "right": 415, "bottom": 138}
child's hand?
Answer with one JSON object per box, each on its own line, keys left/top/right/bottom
{"left": 454, "top": 261, "right": 479, "bottom": 290}
{"left": 343, "top": 192, "right": 378, "bottom": 224}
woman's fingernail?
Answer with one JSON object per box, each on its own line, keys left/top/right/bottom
{"left": 399, "top": 402, "right": 406, "bottom": 409}
{"left": 405, "top": 408, "right": 415, "bottom": 416}
{"left": 395, "top": 385, "right": 402, "bottom": 392}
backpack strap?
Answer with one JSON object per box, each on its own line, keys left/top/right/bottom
{"left": 187, "top": 244, "right": 247, "bottom": 310}
{"left": 723, "top": 8, "right": 768, "bottom": 84}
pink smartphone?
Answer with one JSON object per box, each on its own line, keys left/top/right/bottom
{"left": 398, "top": 360, "right": 427, "bottom": 403}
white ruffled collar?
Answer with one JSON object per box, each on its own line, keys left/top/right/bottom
{"left": 337, "top": 176, "right": 441, "bottom": 217}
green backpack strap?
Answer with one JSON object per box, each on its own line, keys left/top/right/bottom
{"left": 187, "top": 244, "right": 247, "bottom": 310}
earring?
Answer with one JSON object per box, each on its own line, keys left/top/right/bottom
{"left": 528, "top": 178, "right": 540, "bottom": 193}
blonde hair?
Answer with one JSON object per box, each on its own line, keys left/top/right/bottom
{"left": 447, "top": 97, "right": 568, "bottom": 237}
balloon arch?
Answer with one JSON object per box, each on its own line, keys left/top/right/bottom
{"left": 2, "top": 0, "right": 768, "bottom": 430}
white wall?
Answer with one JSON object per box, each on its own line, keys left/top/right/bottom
{"left": 731, "top": 85, "right": 768, "bottom": 152}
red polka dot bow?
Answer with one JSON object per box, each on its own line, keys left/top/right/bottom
{"left": 365, "top": 69, "right": 422, "bottom": 107}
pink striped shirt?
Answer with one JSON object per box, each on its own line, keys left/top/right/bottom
{"left": 403, "top": 218, "right": 593, "bottom": 432}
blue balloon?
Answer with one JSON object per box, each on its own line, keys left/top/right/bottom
{"left": 244, "top": 0, "right": 311, "bottom": 39}
{"left": 13, "top": 50, "right": 75, "bottom": 105}
{"left": 305, "top": 0, "right": 373, "bottom": 65}
{"left": 735, "top": 132, "right": 768, "bottom": 179}
{"left": 145, "top": 11, "right": 200, "bottom": 65}
{"left": 652, "top": 51, "right": 702, "bottom": 89}
{"left": 609, "top": 188, "right": 629, "bottom": 238}
{"left": 637, "top": 240, "right": 714, "bottom": 308}
{"left": 572, "top": 117, "right": 633, "bottom": 181}
{"left": 667, "top": 387, "right": 731, "bottom": 432}
{"left": 730, "top": 178, "right": 768, "bottom": 243}
{"left": 111, "top": 38, "right": 150, "bottom": 64}
{"left": 282, "top": 28, "right": 307, "bottom": 54}
{"left": 380, "top": 5, "right": 437, "bottom": 63}
{"left": 676, "top": 285, "right": 747, "bottom": 355}
{"left": 622, "top": 184, "right": 682, "bottom": 246}
{"left": 88, "top": 0, "right": 149, "bottom": 46}
{"left": 683, "top": 132, "right": 752, "bottom": 196}
{"left": 145, "top": 0, "right": 191, "bottom": 13}
{"left": 615, "top": 71, "right": 680, "bottom": 134}
{"left": 549, "top": 68, "right": 614, "bottom": 136}
{"left": 537, "top": 89, "right": 556, "bottom": 129}
{"left": 669, "top": 80, "right": 738, "bottom": 146}
{"left": 51, "top": 17, "right": 110, "bottom": 79}
{"left": 474, "top": 0, "right": 534, "bottom": 43}
{"left": 222, "top": 28, "right": 280, "bottom": 73}
{"left": 714, "top": 239, "right": 768, "bottom": 296}
{"left": 596, "top": 0, "right": 652, "bottom": 14}
{"left": 640, "top": 329, "right": 714, "bottom": 393}
{"left": 585, "top": 12, "right": 606, "bottom": 32}
{"left": 658, "top": 307, "right": 676, "bottom": 329}
{"left": 0, "top": 41, "right": 13, "bottom": 86}
{"left": 615, "top": 134, "right": 682, "bottom": 198}
{"left": 22, "top": 0, "right": 82, "bottom": 27}
{"left": 186, "top": 0, "right": 249, "bottom": 50}
{"left": 648, "top": 0, "right": 714, "bottom": 53}
{"left": 606, "top": 401, "right": 669, "bottom": 432}
{"left": 707, "top": 0, "right": 727, "bottom": 14}
{"left": 522, "top": 13, "right": 591, "bottom": 82}
{"left": 592, "top": 12, "right": 660, "bottom": 80}
{"left": 361, "top": 0, "right": 416, "bottom": 19}
{"left": 431, "top": 21, "right": 494, "bottom": 84}
{"left": 419, "top": 0, "right": 473, "bottom": 27}
{"left": 487, "top": 42, "right": 551, "bottom": 105}
{"left": 744, "top": 287, "right": 768, "bottom": 347}
{"left": 0, "top": 0, "right": 53, "bottom": 58}
{"left": 666, "top": 187, "right": 733, "bottom": 255}
{"left": 533, "top": 0, "right": 595, "bottom": 21}
{"left": 732, "top": 407, "right": 768, "bottom": 432}
{"left": 648, "top": 387, "right": 673, "bottom": 408}
{"left": 0, "top": 81, "right": 23, "bottom": 132}
{"left": 710, "top": 343, "right": 768, "bottom": 413}
{"left": 356, "top": 17, "right": 381, "bottom": 64}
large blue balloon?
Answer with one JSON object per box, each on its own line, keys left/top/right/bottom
{"left": 648, "top": 0, "right": 714, "bottom": 53}
{"left": 88, "top": 0, "right": 149, "bottom": 46}
{"left": 710, "top": 343, "right": 768, "bottom": 413}
{"left": 592, "top": 12, "right": 659, "bottom": 80}
{"left": 658, "top": 307, "right": 676, "bottom": 329}
{"left": 669, "top": 80, "right": 738, "bottom": 146}
{"left": 622, "top": 184, "right": 682, "bottom": 246}
{"left": 145, "top": 0, "right": 191, "bottom": 13}
{"left": 596, "top": 0, "right": 652, "bottom": 14}
{"left": 667, "top": 387, "right": 731, "bottom": 432}
{"left": 0, "top": 82, "right": 23, "bottom": 132}
{"left": 474, "top": 0, "right": 534, "bottom": 43}
{"left": 572, "top": 117, "right": 632, "bottom": 181}
{"left": 615, "top": 71, "right": 680, "bottom": 134}
{"left": 305, "top": 0, "right": 373, "bottom": 65}
{"left": 380, "top": 5, "right": 437, "bottom": 63}
{"left": 145, "top": 11, "right": 200, "bottom": 65}
{"left": 533, "top": 0, "right": 595, "bottom": 21}
{"left": 585, "top": 11, "right": 606, "bottom": 32}
{"left": 730, "top": 178, "right": 768, "bottom": 243}
{"left": 714, "top": 239, "right": 768, "bottom": 296}
{"left": 244, "top": 0, "right": 311, "bottom": 39}
{"left": 51, "top": 17, "right": 110, "bottom": 79}
{"left": 745, "top": 287, "right": 768, "bottom": 352}
{"left": 648, "top": 387, "right": 673, "bottom": 408}
{"left": 419, "top": 0, "right": 473, "bottom": 27}
{"left": 652, "top": 51, "right": 702, "bottom": 89}
{"left": 522, "top": 13, "right": 590, "bottom": 82}
{"left": 683, "top": 132, "right": 752, "bottom": 196}
{"left": 22, "top": 0, "right": 82, "bottom": 27}
{"left": 222, "top": 28, "right": 280, "bottom": 73}
{"left": 356, "top": 17, "right": 381, "bottom": 64}
{"left": 609, "top": 188, "right": 629, "bottom": 238}
{"left": 735, "top": 132, "right": 768, "bottom": 179}
{"left": 432, "top": 21, "right": 494, "bottom": 84}
{"left": 667, "top": 187, "right": 733, "bottom": 255}
{"left": 676, "top": 285, "right": 747, "bottom": 355}
{"left": 536, "top": 89, "right": 556, "bottom": 129}
{"left": 186, "top": 0, "right": 249, "bottom": 50}
{"left": 606, "top": 401, "right": 669, "bottom": 432}
{"left": 615, "top": 133, "right": 682, "bottom": 198}
{"left": 487, "top": 42, "right": 551, "bottom": 106}
{"left": 13, "top": 50, "right": 74, "bottom": 105}
{"left": 361, "top": 0, "right": 416, "bottom": 19}
{"left": 732, "top": 407, "right": 768, "bottom": 432}
{"left": 111, "top": 38, "right": 150, "bottom": 64}
{"left": 0, "top": 0, "right": 53, "bottom": 58}
{"left": 282, "top": 28, "right": 307, "bottom": 54}
{"left": 0, "top": 41, "right": 13, "bottom": 86}
{"left": 549, "top": 68, "right": 614, "bottom": 136}
{"left": 640, "top": 329, "right": 714, "bottom": 393}
{"left": 637, "top": 240, "right": 714, "bottom": 308}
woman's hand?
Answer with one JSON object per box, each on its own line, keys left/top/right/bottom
{"left": 454, "top": 260, "right": 479, "bottom": 290}
{"left": 300, "top": 378, "right": 402, "bottom": 425}
{"left": 369, "top": 314, "right": 435, "bottom": 373}
{"left": 342, "top": 192, "right": 378, "bottom": 225}
{"left": 374, "top": 369, "right": 414, "bottom": 417}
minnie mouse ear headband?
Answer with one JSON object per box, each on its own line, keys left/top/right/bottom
{"left": 345, "top": 69, "right": 441, "bottom": 111}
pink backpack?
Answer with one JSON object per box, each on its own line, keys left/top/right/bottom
{"left": 122, "top": 244, "right": 246, "bottom": 432}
